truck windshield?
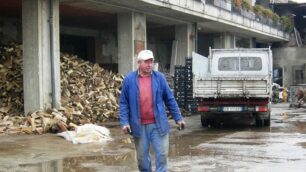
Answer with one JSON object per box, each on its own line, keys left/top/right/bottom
{"left": 218, "top": 57, "right": 262, "bottom": 71}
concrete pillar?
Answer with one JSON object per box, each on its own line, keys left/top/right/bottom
{"left": 251, "top": 37, "right": 256, "bottom": 48}
{"left": 118, "top": 12, "right": 146, "bottom": 74}
{"left": 174, "top": 24, "right": 195, "bottom": 65}
{"left": 224, "top": 32, "right": 233, "bottom": 48}
{"left": 22, "top": 0, "right": 60, "bottom": 114}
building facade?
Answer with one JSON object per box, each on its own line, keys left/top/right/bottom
{"left": 0, "top": 0, "right": 289, "bottom": 113}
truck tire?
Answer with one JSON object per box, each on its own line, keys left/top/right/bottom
{"left": 201, "top": 114, "right": 209, "bottom": 127}
{"left": 264, "top": 112, "right": 271, "bottom": 126}
{"left": 255, "top": 111, "right": 270, "bottom": 127}
{"left": 201, "top": 114, "right": 215, "bottom": 127}
{"left": 255, "top": 119, "right": 264, "bottom": 127}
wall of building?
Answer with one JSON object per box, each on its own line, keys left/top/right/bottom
{"left": 0, "top": 17, "right": 21, "bottom": 45}
{"left": 60, "top": 26, "right": 118, "bottom": 67}
{"left": 101, "top": 31, "right": 118, "bottom": 64}
{"left": 213, "top": 33, "right": 235, "bottom": 49}
{"left": 0, "top": 15, "right": 188, "bottom": 74}
{"left": 273, "top": 47, "right": 306, "bottom": 87}
{"left": 148, "top": 43, "right": 172, "bottom": 71}
{"left": 0, "top": 16, "right": 119, "bottom": 69}
{"left": 235, "top": 35, "right": 253, "bottom": 48}
{"left": 147, "top": 26, "right": 174, "bottom": 71}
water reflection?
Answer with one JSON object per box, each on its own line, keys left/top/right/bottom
{"left": 19, "top": 149, "right": 137, "bottom": 172}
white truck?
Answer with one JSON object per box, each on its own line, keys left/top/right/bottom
{"left": 192, "top": 48, "right": 272, "bottom": 127}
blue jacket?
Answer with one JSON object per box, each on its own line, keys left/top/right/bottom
{"left": 119, "top": 70, "right": 183, "bottom": 137}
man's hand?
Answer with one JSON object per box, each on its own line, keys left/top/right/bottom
{"left": 122, "top": 125, "right": 131, "bottom": 134}
{"left": 176, "top": 120, "right": 186, "bottom": 130}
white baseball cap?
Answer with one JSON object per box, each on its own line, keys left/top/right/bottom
{"left": 137, "top": 50, "right": 154, "bottom": 61}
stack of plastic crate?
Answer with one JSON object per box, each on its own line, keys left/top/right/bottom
{"left": 174, "top": 65, "right": 186, "bottom": 108}
{"left": 174, "top": 58, "right": 197, "bottom": 112}
{"left": 184, "top": 58, "right": 197, "bottom": 112}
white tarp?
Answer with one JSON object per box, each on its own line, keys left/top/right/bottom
{"left": 57, "top": 124, "right": 112, "bottom": 144}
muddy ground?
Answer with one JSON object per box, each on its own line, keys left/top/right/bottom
{"left": 0, "top": 103, "right": 306, "bottom": 172}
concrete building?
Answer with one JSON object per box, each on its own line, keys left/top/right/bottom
{"left": 271, "top": 3, "right": 306, "bottom": 87}
{"left": 0, "top": 0, "right": 289, "bottom": 113}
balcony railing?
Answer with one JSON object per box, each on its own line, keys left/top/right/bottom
{"left": 206, "top": 0, "right": 287, "bottom": 33}
{"left": 156, "top": 0, "right": 289, "bottom": 39}
{"left": 206, "top": 0, "right": 231, "bottom": 11}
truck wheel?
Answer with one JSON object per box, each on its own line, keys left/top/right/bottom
{"left": 201, "top": 114, "right": 216, "bottom": 127}
{"left": 201, "top": 114, "right": 209, "bottom": 127}
{"left": 256, "top": 119, "right": 264, "bottom": 127}
{"left": 255, "top": 111, "right": 270, "bottom": 127}
{"left": 264, "top": 119, "right": 270, "bottom": 126}
{"left": 264, "top": 112, "right": 271, "bottom": 126}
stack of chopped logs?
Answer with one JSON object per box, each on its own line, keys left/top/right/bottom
{"left": 0, "top": 43, "right": 23, "bottom": 116}
{"left": 0, "top": 43, "right": 124, "bottom": 135}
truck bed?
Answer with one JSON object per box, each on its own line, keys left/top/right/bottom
{"left": 194, "top": 76, "right": 271, "bottom": 98}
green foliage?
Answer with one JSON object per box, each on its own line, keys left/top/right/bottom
{"left": 272, "top": 13, "right": 280, "bottom": 26}
{"left": 262, "top": 8, "right": 273, "bottom": 18}
{"left": 231, "top": 1, "right": 292, "bottom": 32}
{"left": 280, "top": 16, "right": 293, "bottom": 33}
{"left": 241, "top": 0, "right": 252, "bottom": 11}
{"left": 234, "top": 0, "right": 252, "bottom": 11}
{"left": 253, "top": 4, "right": 263, "bottom": 16}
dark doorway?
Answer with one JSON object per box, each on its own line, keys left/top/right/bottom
{"left": 60, "top": 34, "right": 95, "bottom": 63}
{"left": 198, "top": 33, "right": 213, "bottom": 57}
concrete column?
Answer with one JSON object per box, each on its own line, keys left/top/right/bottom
{"left": 118, "top": 12, "right": 146, "bottom": 74}
{"left": 251, "top": 37, "right": 256, "bottom": 48}
{"left": 22, "top": 0, "right": 60, "bottom": 114}
{"left": 174, "top": 24, "right": 195, "bottom": 65}
{"left": 224, "top": 32, "right": 233, "bottom": 48}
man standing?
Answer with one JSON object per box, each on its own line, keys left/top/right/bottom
{"left": 119, "top": 50, "right": 185, "bottom": 172}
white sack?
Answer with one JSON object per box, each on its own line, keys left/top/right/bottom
{"left": 57, "top": 124, "right": 112, "bottom": 144}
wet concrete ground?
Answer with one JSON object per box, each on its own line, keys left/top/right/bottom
{"left": 0, "top": 103, "right": 306, "bottom": 172}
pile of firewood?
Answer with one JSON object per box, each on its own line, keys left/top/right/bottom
{"left": 0, "top": 43, "right": 24, "bottom": 116}
{"left": 0, "top": 43, "right": 124, "bottom": 135}
{"left": 60, "top": 53, "right": 124, "bottom": 124}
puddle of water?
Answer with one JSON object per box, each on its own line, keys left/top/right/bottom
{"left": 1, "top": 107, "right": 306, "bottom": 172}
{"left": 1, "top": 143, "right": 138, "bottom": 172}
{"left": 0, "top": 130, "right": 138, "bottom": 172}
{"left": 61, "top": 151, "right": 138, "bottom": 172}
{"left": 169, "top": 131, "right": 306, "bottom": 172}
{"left": 299, "top": 142, "right": 306, "bottom": 148}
